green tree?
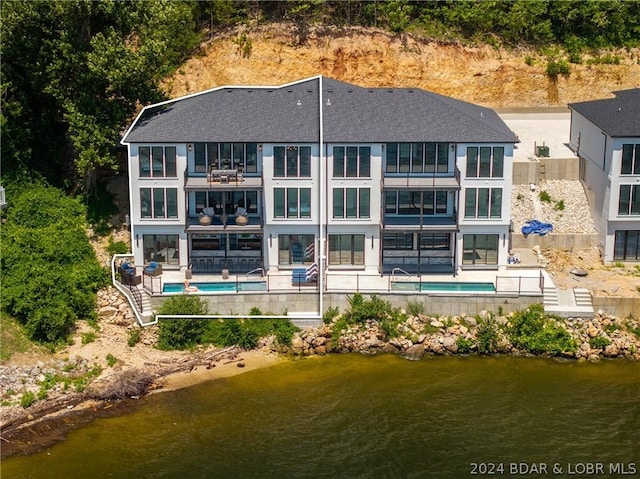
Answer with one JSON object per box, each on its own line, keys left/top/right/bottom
{"left": 1, "top": 183, "right": 108, "bottom": 344}
{"left": 1, "top": 0, "right": 200, "bottom": 191}
{"left": 157, "top": 295, "right": 209, "bottom": 350}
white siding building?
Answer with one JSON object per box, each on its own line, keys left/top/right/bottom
{"left": 121, "top": 76, "right": 519, "bottom": 278}
{"left": 569, "top": 89, "right": 640, "bottom": 263}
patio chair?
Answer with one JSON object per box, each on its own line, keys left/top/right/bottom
{"left": 119, "top": 262, "right": 136, "bottom": 276}
{"left": 144, "top": 261, "right": 163, "bottom": 276}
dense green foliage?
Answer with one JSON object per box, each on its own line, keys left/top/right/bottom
{"left": 157, "top": 299, "right": 299, "bottom": 350}
{"left": 507, "top": 304, "right": 578, "bottom": 355}
{"left": 1, "top": 0, "right": 200, "bottom": 190}
{"left": 476, "top": 316, "right": 501, "bottom": 354}
{"left": 332, "top": 293, "right": 406, "bottom": 341}
{"left": 157, "top": 295, "right": 210, "bottom": 350}
{"left": 1, "top": 184, "right": 109, "bottom": 344}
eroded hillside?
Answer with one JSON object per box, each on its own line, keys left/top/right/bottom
{"left": 164, "top": 25, "right": 640, "bottom": 107}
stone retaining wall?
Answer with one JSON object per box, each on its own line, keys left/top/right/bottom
{"left": 511, "top": 233, "right": 599, "bottom": 251}
{"left": 151, "top": 291, "right": 542, "bottom": 319}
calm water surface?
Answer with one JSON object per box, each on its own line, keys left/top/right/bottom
{"left": 2, "top": 355, "right": 639, "bottom": 478}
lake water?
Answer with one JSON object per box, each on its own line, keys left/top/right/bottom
{"left": 2, "top": 355, "right": 639, "bottom": 478}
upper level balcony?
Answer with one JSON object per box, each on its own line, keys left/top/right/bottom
{"left": 382, "top": 213, "right": 458, "bottom": 231}
{"left": 382, "top": 168, "right": 460, "bottom": 190}
{"left": 184, "top": 166, "right": 262, "bottom": 191}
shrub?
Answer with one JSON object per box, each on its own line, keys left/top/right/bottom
{"left": 477, "top": 317, "right": 500, "bottom": 354}
{"left": 508, "top": 305, "right": 577, "bottom": 355}
{"left": 127, "top": 328, "right": 141, "bottom": 347}
{"left": 456, "top": 336, "right": 475, "bottom": 354}
{"left": 106, "top": 353, "right": 118, "bottom": 367}
{"left": 546, "top": 58, "right": 570, "bottom": 76}
{"left": 1, "top": 183, "right": 108, "bottom": 344}
{"left": 21, "top": 391, "right": 36, "bottom": 409}
{"left": 554, "top": 199, "right": 565, "bottom": 211}
{"left": 539, "top": 190, "right": 552, "bottom": 203}
{"left": 156, "top": 295, "right": 208, "bottom": 350}
{"left": 406, "top": 300, "right": 425, "bottom": 316}
{"left": 589, "top": 336, "right": 611, "bottom": 349}
{"left": 106, "top": 236, "right": 129, "bottom": 255}
{"left": 323, "top": 306, "right": 340, "bottom": 324}
{"left": 334, "top": 293, "right": 405, "bottom": 340}
{"left": 81, "top": 332, "right": 96, "bottom": 344}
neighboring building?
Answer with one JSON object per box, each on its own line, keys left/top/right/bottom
{"left": 569, "top": 89, "right": 640, "bottom": 263}
{"left": 121, "top": 76, "right": 518, "bottom": 277}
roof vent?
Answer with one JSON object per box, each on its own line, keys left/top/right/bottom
{"left": 326, "top": 98, "right": 332, "bottom": 106}
{"left": 297, "top": 99, "right": 302, "bottom": 106}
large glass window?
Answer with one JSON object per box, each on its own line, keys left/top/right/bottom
{"left": 383, "top": 233, "right": 413, "bottom": 250}
{"left": 278, "top": 234, "right": 315, "bottom": 265}
{"left": 143, "top": 234, "right": 179, "bottom": 265}
{"left": 614, "top": 230, "right": 640, "bottom": 260}
{"left": 139, "top": 146, "right": 176, "bottom": 178}
{"left": 385, "top": 190, "right": 450, "bottom": 216}
{"left": 333, "top": 146, "right": 371, "bottom": 177}
{"left": 274, "top": 188, "right": 311, "bottom": 218}
{"left": 328, "top": 234, "right": 365, "bottom": 265}
{"left": 462, "top": 234, "right": 498, "bottom": 265}
{"left": 140, "top": 188, "right": 178, "bottom": 219}
{"left": 464, "top": 188, "right": 502, "bottom": 219}
{"left": 333, "top": 188, "right": 370, "bottom": 219}
{"left": 621, "top": 144, "right": 640, "bottom": 175}
{"left": 420, "top": 233, "right": 450, "bottom": 250}
{"left": 193, "top": 191, "right": 258, "bottom": 216}
{"left": 386, "top": 143, "right": 450, "bottom": 173}
{"left": 274, "top": 146, "right": 311, "bottom": 177}
{"left": 195, "top": 142, "right": 258, "bottom": 172}
{"left": 466, "top": 146, "right": 504, "bottom": 178}
{"left": 618, "top": 185, "right": 640, "bottom": 215}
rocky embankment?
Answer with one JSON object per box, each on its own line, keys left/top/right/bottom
{"left": 511, "top": 180, "right": 597, "bottom": 235}
{"left": 281, "top": 311, "right": 640, "bottom": 362}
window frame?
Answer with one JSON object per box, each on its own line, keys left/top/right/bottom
{"left": 274, "top": 187, "right": 311, "bottom": 219}
{"left": 621, "top": 144, "right": 640, "bottom": 175}
{"left": 140, "top": 188, "right": 179, "bottom": 219}
{"left": 139, "top": 146, "right": 177, "bottom": 178}
{"left": 462, "top": 234, "right": 499, "bottom": 266}
{"left": 466, "top": 146, "right": 504, "bottom": 178}
{"left": 618, "top": 184, "right": 640, "bottom": 216}
{"left": 332, "top": 187, "right": 371, "bottom": 219}
{"left": 464, "top": 187, "right": 503, "bottom": 219}
{"left": 274, "top": 146, "right": 312, "bottom": 178}
{"left": 328, "top": 234, "right": 365, "bottom": 266}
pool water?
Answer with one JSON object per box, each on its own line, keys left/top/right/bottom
{"left": 163, "top": 281, "right": 267, "bottom": 293}
{"left": 392, "top": 281, "right": 496, "bottom": 292}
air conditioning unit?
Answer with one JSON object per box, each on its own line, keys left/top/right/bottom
{"left": 536, "top": 145, "right": 550, "bottom": 157}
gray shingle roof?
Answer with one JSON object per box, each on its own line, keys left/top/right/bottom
{"left": 122, "top": 76, "right": 518, "bottom": 144}
{"left": 568, "top": 89, "right": 640, "bottom": 138}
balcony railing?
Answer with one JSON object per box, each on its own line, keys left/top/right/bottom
{"left": 382, "top": 167, "right": 461, "bottom": 190}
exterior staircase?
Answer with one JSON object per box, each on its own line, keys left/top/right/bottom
{"left": 543, "top": 283, "right": 559, "bottom": 309}
{"left": 544, "top": 285, "right": 594, "bottom": 318}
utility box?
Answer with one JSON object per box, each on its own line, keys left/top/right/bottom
{"left": 536, "top": 145, "right": 550, "bottom": 157}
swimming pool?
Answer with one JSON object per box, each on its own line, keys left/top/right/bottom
{"left": 162, "top": 281, "right": 267, "bottom": 293}
{"left": 391, "top": 281, "right": 496, "bottom": 292}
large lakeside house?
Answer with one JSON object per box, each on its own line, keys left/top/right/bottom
{"left": 120, "top": 76, "right": 519, "bottom": 279}
{"left": 568, "top": 88, "right": 640, "bottom": 263}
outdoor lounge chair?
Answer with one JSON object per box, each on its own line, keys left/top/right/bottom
{"left": 144, "top": 261, "right": 163, "bottom": 276}
{"left": 291, "top": 263, "right": 318, "bottom": 285}
{"left": 119, "top": 262, "right": 136, "bottom": 276}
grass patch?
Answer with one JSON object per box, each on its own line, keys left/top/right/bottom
{"left": 81, "top": 332, "right": 97, "bottom": 344}
{"left": 0, "top": 312, "right": 48, "bottom": 361}
{"left": 589, "top": 336, "right": 611, "bottom": 349}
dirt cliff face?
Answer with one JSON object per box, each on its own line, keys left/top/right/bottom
{"left": 164, "top": 25, "right": 640, "bottom": 107}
